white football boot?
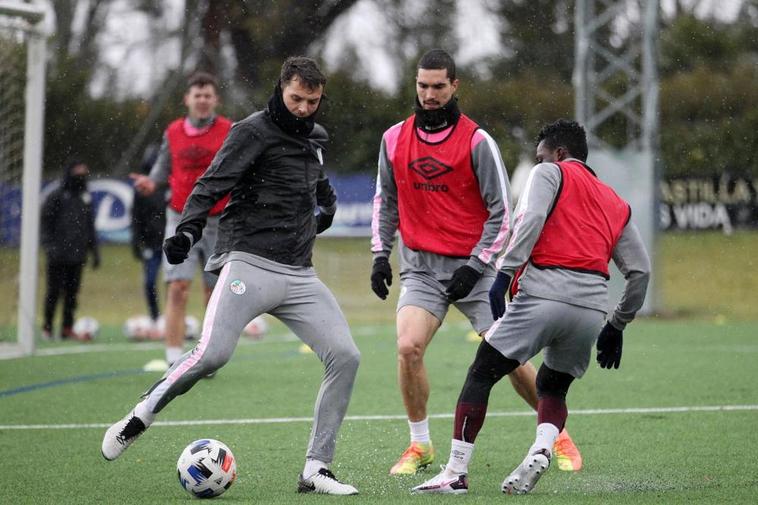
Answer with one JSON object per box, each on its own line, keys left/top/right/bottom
{"left": 411, "top": 466, "right": 469, "bottom": 495}
{"left": 101, "top": 410, "right": 148, "bottom": 461}
{"left": 501, "top": 450, "right": 551, "bottom": 495}
{"left": 297, "top": 468, "right": 359, "bottom": 495}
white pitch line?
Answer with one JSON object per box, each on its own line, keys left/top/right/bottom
{"left": 31, "top": 334, "right": 301, "bottom": 357}
{"left": 1, "top": 404, "right": 756, "bottom": 431}
{"left": 8, "top": 322, "right": 450, "bottom": 359}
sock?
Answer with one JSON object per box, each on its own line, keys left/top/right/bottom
{"left": 453, "top": 402, "right": 487, "bottom": 443}
{"left": 166, "top": 346, "right": 183, "bottom": 365}
{"left": 537, "top": 394, "right": 568, "bottom": 431}
{"left": 446, "top": 439, "right": 474, "bottom": 474}
{"left": 409, "top": 417, "right": 431, "bottom": 444}
{"left": 529, "top": 422, "right": 559, "bottom": 457}
{"left": 303, "top": 458, "right": 328, "bottom": 478}
{"left": 133, "top": 400, "right": 156, "bottom": 425}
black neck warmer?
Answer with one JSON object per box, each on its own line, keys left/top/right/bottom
{"left": 414, "top": 96, "right": 461, "bottom": 133}
{"left": 267, "top": 83, "right": 316, "bottom": 136}
{"left": 63, "top": 175, "right": 87, "bottom": 193}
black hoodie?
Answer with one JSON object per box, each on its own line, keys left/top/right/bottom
{"left": 40, "top": 160, "right": 99, "bottom": 264}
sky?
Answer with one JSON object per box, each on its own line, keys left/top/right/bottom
{"left": 34, "top": 0, "right": 750, "bottom": 98}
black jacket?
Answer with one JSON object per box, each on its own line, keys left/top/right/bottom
{"left": 41, "top": 169, "right": 99, "bottom": 264}
{"left": 177, "top": 109, "right": 336, "bottom": 267}
{"left": 131, "top": 145, "right": 166, "bottom": 258}
{"left": 131, "top": 190, "right": 166, "bottom": 258}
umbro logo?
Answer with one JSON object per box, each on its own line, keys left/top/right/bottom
{"left": 409, "top": 157, "right": 453, "bottom": 180}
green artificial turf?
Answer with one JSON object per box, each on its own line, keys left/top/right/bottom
{"left": 1, "top": 318, "right": 757, "bottom": 504}
{"left": 0, "top": 232, "right": 756, "bottom": 503}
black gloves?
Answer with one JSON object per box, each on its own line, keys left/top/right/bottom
{"left": 488, "top": 271, "right": 512, "bottom": 320}
{"left": 445, "top": 265, "right": 481, "bottom": 301}
{"left": 316, "top": 212, "right": 334, "bottom": 234}
{"left": 163, "top": 233, "right": 191, "bottom": 265}
{"left": 370, "top": 257, "right": 393, "bottom": 300}
{"left": 596, "top": 322, "right": 623, "bottom": 369}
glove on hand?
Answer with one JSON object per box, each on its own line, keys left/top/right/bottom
{"left": 370, "top": 257, "right": 393, "bottom": 300}
{"left": 163, "top": 233, "right": 191, "bottom": 265}
{"left": 316, "top": 212, "right": 334, "bottom": 234}
{"left": 596, "top": 322, "right": 623, "bottom": 369}
{"left": 445, "top": 265, "right": 481, "bottom": 301}
{"left": 488, "top": 271, "right": 512, "bottom": 320}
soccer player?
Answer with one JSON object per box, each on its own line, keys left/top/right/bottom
{"left": 412, "top": 119, "right": 650, "bottom": 495}
{"left": 102, "top": 57, "right": 360, "bottom": 495}
{"left": 370, "top": 49, "right": 583, "bottom": 475}
{"left": 130, "top": 72, "right": 231, "bottom": 370}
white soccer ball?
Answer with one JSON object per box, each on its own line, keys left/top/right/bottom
{"left": 243, "top": 315, "right": 268, "bottom": 340}
{"left": 185, "top": 315, "right": 201, "bottom": 340}
{"left": 122, "top": 315, "right": 154, "bottom": 341}
{"left": 73, "top": 316, "right": 99, "bottom": 340}
{"left": 177, "top": 439, "right": 237, "bottom": 499}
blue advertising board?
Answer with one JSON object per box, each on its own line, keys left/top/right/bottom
{"left": 0, "top": 174, "right": 378, "bottom": 246}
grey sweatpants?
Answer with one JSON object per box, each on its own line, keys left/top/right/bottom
{"left": 141, "top": 260, "right": 360, "bottom": 463}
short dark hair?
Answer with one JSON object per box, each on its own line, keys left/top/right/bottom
{"left": 63, "top": 156, "right": 86, "bottom": 174}
{"left": 417, "top": 49, "right": 456, "bottom": 81}
{"left": 186, "top": 71, "right": 220, "bottom": 93}
{"left": 537, "top": 119, "right": 589, "bottom": 162}
{"left": 280, "top": 56, "right": 327, "bottom": 89}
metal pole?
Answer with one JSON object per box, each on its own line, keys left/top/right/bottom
{"left": 642, "top": 0, "right": 661, "bottom": 312}
{"left": 18, "top": 21, "right": 47, "bottom": 355}
{"left": 573, "top": 0, "right": 589, "bottom": 126}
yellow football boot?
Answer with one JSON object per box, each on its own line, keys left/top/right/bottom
{"left": 553, "top": 429, "right": 582, "bottom": 471}
{"left": 389, "top": 442, "right": 435, "bottom": 475}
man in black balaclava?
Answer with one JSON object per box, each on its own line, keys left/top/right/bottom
{"left": 40, "top": 159, "right": 100, "bottom": 340}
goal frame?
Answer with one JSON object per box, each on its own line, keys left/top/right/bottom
{"left": 0, "top": 1, "right": 46, "bottom": 357}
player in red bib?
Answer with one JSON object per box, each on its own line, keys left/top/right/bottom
{"left": 413, "top": 119, "right": 650, "bottom": 495}
{"left": 130, "top": 72, "right": 231, "bottom": 371}
{"left": 370, "top": 50, "right": 583, "bottom": 476}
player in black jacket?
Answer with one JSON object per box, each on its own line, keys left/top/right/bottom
{"left": 103, "top": 57, "right": 360, "bottom": 495}
{"left": 40, "top": 159, "right": 100, "bottom": 340}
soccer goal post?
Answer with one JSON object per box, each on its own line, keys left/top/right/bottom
{"left": 0, "top": 1, "right": 46, "bottom": 358}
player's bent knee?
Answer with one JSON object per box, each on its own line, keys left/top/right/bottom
{"left": 469, "top": 340, "right": 519, "bottom": 382}
{"left": 322, "top": 346, "right": 360, "bottom": 381}
{"left": 168, "top": 279, "right": 191, "bottom": 290}
{"left": 396, "top": 338, "right": 425, "bottom": 362}
{"left": 459, "top": 341, "right": 519, "bottom": 404}
{"left": 337, "top": 345, "right": 361, "bottom": 370}
{"left": 536, "top": 364, "right": 575, "bottom": 399}
{"left": 167, "top": 281, "right": 191, "bottom": 303}
{"left": 197, "top": 349, "right": 233, "bottom": 372}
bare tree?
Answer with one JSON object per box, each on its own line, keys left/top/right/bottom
{"left": 113, "top": 0, "right": 210, "bottom": 175}
{"left": 49, "top": 0, "right": 110, "bottom": 75}
{"left": 196, "top": 0, "right": 360, "bottom": 93}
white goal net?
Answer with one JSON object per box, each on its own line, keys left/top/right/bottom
{"left": 0, "top": 1, "right": 46, "bottom": 357}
